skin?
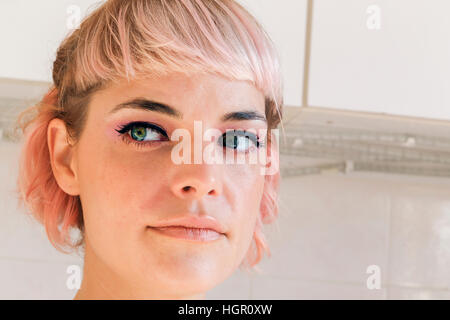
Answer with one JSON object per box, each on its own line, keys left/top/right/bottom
{"left": 47, "top": 72, "right": 270, "bottom": 299}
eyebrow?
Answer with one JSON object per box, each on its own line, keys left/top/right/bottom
{"left": 109, "top": 98, "right": 182, "bottom": 118}
{"left": 221, "top": 110, "right": 266, "bottom": 122}
{"left": 108, "top": 98, "right": 266, "bottom": 122}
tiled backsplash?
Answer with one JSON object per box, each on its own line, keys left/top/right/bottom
{"left": 2, "top": 78, "right": 450, "bottom": 299}
{"left": 2, "top": 138, "right": 450, "bottom": 299}
{"left": 0, "top": 78, "right": 50, "bottom": 142}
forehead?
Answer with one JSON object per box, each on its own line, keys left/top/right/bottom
{"left": 93, "top": 72, "right": 265, "bottom": 117}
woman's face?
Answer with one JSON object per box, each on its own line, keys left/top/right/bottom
{"left": 71, "top": 72, "right": 268, "bottom": 298}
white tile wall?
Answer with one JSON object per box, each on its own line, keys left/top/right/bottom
{"left": 389, "top": 192, "right": 450, "bottom": 289}
{"left": 0, "top": 259, "right": 78, "bottom": 300}
{"left": 0, "top": 141, "right": 82, "bottom": 300}
{"left": 388, "top": 287, "right": 450, "bottom": 300}
{"left": 3, "top": 139, "right": 450, "bottom": 299}
{"left": 249, "top": 277, "right": 387, "bottom": 300}
{"left": 209, "top": 170, "right": 450, "bottom": 299}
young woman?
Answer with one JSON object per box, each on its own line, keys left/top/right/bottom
{"left": 16, "top": 0, "right": 283, "bottom": 299}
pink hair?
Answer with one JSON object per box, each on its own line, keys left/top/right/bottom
{"left": 16, "top": 87, "right": 83, "bottom": 252}
{"left": 15, "top": 0, "right": 283, "bottom": 271}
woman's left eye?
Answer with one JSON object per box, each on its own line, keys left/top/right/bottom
{"left": 218, "top": 130, "right": 260, "bottom": 152}
{"left": 115, "top": 121, "right": 169, "bottom": 146}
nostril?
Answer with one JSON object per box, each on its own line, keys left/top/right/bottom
{"left": 181, "top": 186, "right": 216, "bottom": 195}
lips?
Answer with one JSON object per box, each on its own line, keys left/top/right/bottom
{"left": 148, "top": 215, "right": 226, "bottom": 234}
{"left": 147, "top": 215, "right": 227, "bottom": 241}
{"left": 149, "top": 226, "right": 223, "bottom": 241}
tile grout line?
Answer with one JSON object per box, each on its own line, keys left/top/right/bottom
{"left": 249, "top": 272, "right": 253, "bottom": 300}
{"left": 0, "top": 255, "right": 82, "bottom": 265}
{"left": 385, "top": 194, "right": 393, "bottom": 300}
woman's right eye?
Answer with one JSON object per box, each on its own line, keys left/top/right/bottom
{"left": 115, "top": 121, "right": 169, "bottom": 146}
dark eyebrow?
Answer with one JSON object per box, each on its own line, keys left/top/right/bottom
{"left": 108, "top": 98, "right": 182, "bottom": 118}
{"left": 109, "top": 98, "right": 265, "bottom": 123}
{"left": 221, "top": 111, "right": 266, "bottom": 123}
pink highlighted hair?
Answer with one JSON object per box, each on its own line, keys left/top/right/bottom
{"left": 15, "top": 0, "right": 283, "bottom": 272}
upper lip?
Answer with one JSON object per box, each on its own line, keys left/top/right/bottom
{"left": 148, "top": 215, "right": 226, "bottom": 234}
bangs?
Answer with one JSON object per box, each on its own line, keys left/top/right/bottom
{"left": 64, "top": 0, "right": 282, "bottom": 110}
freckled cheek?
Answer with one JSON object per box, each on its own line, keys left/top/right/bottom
{"left": 100, "top": 150, "right": 169, "bottom": 203}
{"left": 228, "top": 163, "right": 265, "bottom": 196}
{"left": 226, "top": 164, "right": 265, "bottom": 222}
{"left": 224, "top": 165, "right": 264, "bottom": 264}
{"left": 76, "top": 139, "right": 169, "bottom": 230}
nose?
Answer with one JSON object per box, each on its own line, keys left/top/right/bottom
{"left": 170, "top": 163, "right": 223, "bottom": 199}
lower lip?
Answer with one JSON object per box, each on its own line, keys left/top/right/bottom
{"left": 148, "top": 226, "right": 223, "bottom": 241}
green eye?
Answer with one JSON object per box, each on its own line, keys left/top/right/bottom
{"left": 115, "top": 121, "right": 169, "bottom": 143}
{"left": 131, "top": 126, "right": 147, "bottom": 141}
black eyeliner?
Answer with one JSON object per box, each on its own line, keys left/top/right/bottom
{"left": 115, "top": 121, "right": 168, "bottom": 137}
{"left": 219, "top": 129, "right": 263, "bottom": 148}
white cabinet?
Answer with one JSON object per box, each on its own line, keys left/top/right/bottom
{"left": 237, "top": 0, "right": 307, "bottom": 107}
{"left": 308, "top": 0, "right": 450, "bottom": 121}
{"left": 0, "top": 0, "right": 104, "bottom": 82}
{"left": 0, "top": 0, "right": 307, "bottom": 108}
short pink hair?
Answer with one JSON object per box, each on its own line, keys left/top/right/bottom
{"left": 15, "top": 0, "right": 283, "bottom": 271}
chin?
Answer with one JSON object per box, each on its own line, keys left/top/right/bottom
{"left": 151, "top": 257, "right": 233, "bottom": 294}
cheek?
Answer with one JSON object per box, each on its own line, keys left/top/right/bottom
{"left": 75, "top": 133, "right": 170, "bottom": 243}
{"left": 225, "top": 164, "right": 265, "bottom": 262}
{"left": 229, "top": 167, "right": 265, "bottom": 212}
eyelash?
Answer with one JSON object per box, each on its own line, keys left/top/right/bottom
{"left": 115, "top": 121, "right": 169, "bottom": 150}
{"left": 114, "top": 121, "right": 267, "bottom": 151}
{"left": 220, "top": 130, "right": 266, "bottom": 150}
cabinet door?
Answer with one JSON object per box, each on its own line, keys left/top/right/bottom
{"left": 309, "top": 0, "right": 450, "bottom": 121}
{"left": 0, "top": 0, "right": 104, "bottom": 82}
{"left": 238, "top": 0, "right": 307, "bottom": 107}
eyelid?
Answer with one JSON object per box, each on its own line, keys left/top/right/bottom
{"left": 114, "top": 121, "right": 170, "bottom": 151}
{"left": 115, "top": 121, "right": 169, "bottom": 137}
{"left": 224, "top": 129, "right": 259, "bottom": 141}
{"left": 220, "top": 129, "right": 262, "bottom": 149}
{"left": 231, "top": 130, "right": 258, "bottom": 138}
{"left": 114, "top": 122, "right": 265, "bottom": 151}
